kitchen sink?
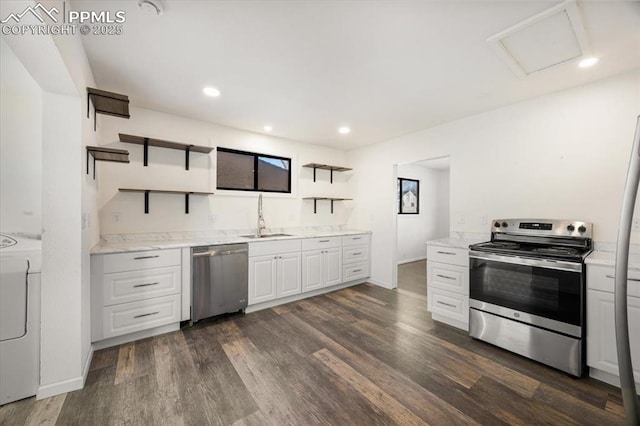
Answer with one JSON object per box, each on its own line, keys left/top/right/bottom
{"left": 240, "top": 233, "right": 292, "bottom": 239}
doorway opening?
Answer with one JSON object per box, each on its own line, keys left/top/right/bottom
{"left": 395, "top": 156, "right": 450, "bottom": 296}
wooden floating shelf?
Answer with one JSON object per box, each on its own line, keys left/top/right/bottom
{"left": 119, "top": 188, "right": 214, "bottom": 214}
{"left": 302, "top": 163, "right": 352, "bottom": 183}
{"left": 87, "top": 88, "right": 130, "bottom": 131}
{"left": 303, "top": 197, "right": 353, "bottom": 214}
{"left": 86, "top": 146, "right": 129, "bottom": 179}
{"left": 119, "top": 133, "right": 213, "bottom": 170}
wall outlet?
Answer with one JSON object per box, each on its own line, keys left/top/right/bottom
{"left": 112, "top": 212, "right": 120, "bottom": 223}
{"left": 458, "top": 215, "right": 466, "bottom": 224}
{"left": 633, "top": 217, "right": 640, "bottom": 232}
{"left": 208, "top": 214, "right": 217, "bottom": 224}
{"left": 480, "top": 215, "right": 488, "bottom": 224}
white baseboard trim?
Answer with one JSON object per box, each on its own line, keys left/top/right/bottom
{"left": 367, "top": 278, "right": 394, "bottom": 289}
{"left": 246, "top": 278, "right": 367, "bottom": 313}
{"left": 397, "top": 257, "right": 426, "bottom": 265}
{"left": 589, "top": 368, "right": 640, "bottom": 393}
{"left": 82, "top": 345, "right": 94, "bottom": 384}
{"left": 37, "top": 375, "right": 84, "bottom": 400}
{"left": 92, "top": 323, "right": 180, "bottom": 351}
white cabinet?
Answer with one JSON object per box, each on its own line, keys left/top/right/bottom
{"left": 248, "top": 240, "right": 302, "bottom": 305}
{"left": 302, "top": 247, "right": 342, "bottom": 292}
{"left": 587, "top": 264, "right": 640, "bottom": 390}
{"left": 426, "top": 244, "right": 469, "bottom": 331}
{"left": 342, "top": 234, "right": 370, "bottom": 282}
{"left": 91, "top": 248, "right": 182, "bottom": 343}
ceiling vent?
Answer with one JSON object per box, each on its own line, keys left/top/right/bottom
{"left": 487, "top": 0, "right": 591, "bottom": 77}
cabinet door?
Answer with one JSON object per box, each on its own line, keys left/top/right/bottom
{"left": 278, "top": 252, "right": 302, "bottom": 298}
{"left": 248, "top": 255, "right": 277, "bottom": 305}
{"left": 587, "top": 290, "right": 640, "bottom": 383}
{"left": 324, "top": 248, "right": 343, "bottom": 287}
{"left": 302, "top": 250, "right": 323, "bottom": 292}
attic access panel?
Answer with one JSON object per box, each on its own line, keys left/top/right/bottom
{"left": 87, "top": 87, "right": 130, "bottom": 131}
{"left": 487, "top": 0, "right": 592, "bottom": 77}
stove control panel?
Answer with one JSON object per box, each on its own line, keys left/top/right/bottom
{"left": 491, "top": 219, "right": 592, "bottom": 239}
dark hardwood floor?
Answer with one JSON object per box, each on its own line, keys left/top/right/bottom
{"left": 397, "top": 260, "right": 427, "bottom": 297}
{"left": 0, "top": 280, "right": 625, "bottom": 425}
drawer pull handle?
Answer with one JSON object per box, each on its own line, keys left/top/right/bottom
{"left": 436, "top": 251, "right": 456, "bottom": 255}
{"left": 133, "top": 282, "right": 160, "bottom": 288}
{"left": 436, "top": 301, "right": 457, "bottom": 308}
{"left": 133, "top": 255, "right": 160, "bottom": 260}
{"left": 352, "top": 269, "right": 362, "bottom": 273}
{"left": 352, "top": 252, "right": 362, "bottom": 256}
{"left": 436, "top": 274, "right": 455, "bottom": 280}
{"left": 352, "top": 237, "right": 362, "bottom": 240}
{"left": 134, "top": 311, "right": 159, "bottom": 319}
{"left": 319, "top": 240, "right": 330, "bottom": 243}
{"left": 606, "top": 274, "right": 640, "bottom": 282}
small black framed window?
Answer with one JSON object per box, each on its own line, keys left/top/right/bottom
{"left": 217, "top": 147, "right": 291, "bottom": 193}
{"left": 398, "top": 178, "right": 419, "bottom": 214}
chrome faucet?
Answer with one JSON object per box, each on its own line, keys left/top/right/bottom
{"left": 257, "top": 194, "right": 266, "bottom": 237}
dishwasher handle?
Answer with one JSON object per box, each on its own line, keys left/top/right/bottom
{"left": 192, "top": 248, "right": 248, "bottom": 257}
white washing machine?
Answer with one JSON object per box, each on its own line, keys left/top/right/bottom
{"left": 0, "top": 233, "right": 41, "bottom": 405}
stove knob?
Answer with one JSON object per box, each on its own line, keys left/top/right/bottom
{"left": 567, "top": 224, "right": 575, "bottom": 232}
{"left": 494, "top": 222, "right": 501, "bottom": 228}
{"left": 501, "top": 222, "right": 508, "bottom": 228}
{"left": 578, "top": 225, "right": 587, "bottom": 233}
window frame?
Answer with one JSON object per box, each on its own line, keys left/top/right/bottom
{"left": 398, "top": 177, "right": 420, "bottom": 215}
{"left": 216, "top": 147, "right": 292, "bottom": 194}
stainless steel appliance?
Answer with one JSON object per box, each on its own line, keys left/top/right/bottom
{"left": 614, "top": 115, "right": 640, "bottom": 422}
{"left": 468, "top": 219, "right": 593, "bottom": 377}
{"left": 191, "top": 243, "right": 248, "bottom": 323}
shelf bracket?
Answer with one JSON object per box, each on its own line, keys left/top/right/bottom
{"left": 330, "top": 169, "right": 334, "bottom": 184}
{"left": 331, "top": 199, "right": 334, "bottom": 214}
{"left": 313, "top": 167, "right": 317, "bottom": 182}
{"left": 313, "top": 198, "right": 317, "bottom": 214}
{"left": 144, "top": 190, "right": 150, "bottom": 214}
{"left": 143, "top": 138, "right": 149, "bottom": 167}
{"left": 185, "top": 193, "right": 189, "bottom": 214}
{"left": 185, "top": 145, "right": 191, "bottom": 170}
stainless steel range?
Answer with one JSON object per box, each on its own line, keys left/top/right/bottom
{"left": 468, "top": 219, "right": 593, "bottom": 377}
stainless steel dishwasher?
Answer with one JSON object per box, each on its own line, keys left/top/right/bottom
{"left": 191, "top": 243, "right": 248, "bottom": 323}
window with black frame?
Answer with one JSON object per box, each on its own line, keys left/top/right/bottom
{"left": 398, "top": 178, "right": 419, "bottom": 214}
{"left": 216, "top": 147, "right": 291, "bottom": 193}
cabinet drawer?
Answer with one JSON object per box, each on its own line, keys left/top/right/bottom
{"left": 102, "top": 294, "right": 181, "bottom": 339}
{"left": 103, "top": 266, "right": 181, "bottom": 306}
{"left": 103, "top": 249, "right": 181, "bottom": 274}
{"left": 343, "top": 245, "right": 369, "bottom": 264}
{"left": 249, "top": 239, "right": 301, "bottom": 257}
{"left": 428, "top": 287, "right": 469, "bottom": 324}
{"left": 587, "top": 265, "right": 640, "bottom": 297}
{"left": 342, "top": 234, "right": 371, "bottom": 247}
{"left": 343, "top": 262, "right": 369, "bottom": 281}
{"left": 427, "top": 246, "right": 468, "bottom": 267}
{"left": 302, "top": 236, "right": 342, "bottom": 251}
{"left": 428, "top": 261, "right": 468, "bottom": 295}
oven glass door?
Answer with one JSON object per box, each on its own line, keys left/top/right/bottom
{"left": 469, "top": 255, "right": 583, "bottom": 326}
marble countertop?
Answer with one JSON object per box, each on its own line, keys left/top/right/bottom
{"left": 585, "top": 250, "right": 640, "bottom": 270}
{"left": 425, "top": 237, "right": 485, "bottom": 250}
{"left": 91, "top": 229, "right": 371, "bottom": 255}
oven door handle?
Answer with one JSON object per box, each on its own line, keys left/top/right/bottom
{"left": 469, "top": 251, "right": 582, "bottom": 272}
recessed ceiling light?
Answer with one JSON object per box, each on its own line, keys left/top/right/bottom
{"left": 264, "top": 125, "right": 273, "bottom": 132}
{"left": 578, "top": 57, "right": 599, "bottom": 68}
{"left": 203, "top": 87, "right": 221, "bottom": 97}
{"left": 338, "top": 126, "right": 351, "bottom": 135}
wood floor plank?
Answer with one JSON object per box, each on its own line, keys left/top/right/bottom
{"left": 23, "top": 394, "right": 66, "bottom": 426}
{"left": 312, "top": 348, "right": 428, "bottom": 425}
{"left": 152, "top": 334, "right": 186, "bottom": 426}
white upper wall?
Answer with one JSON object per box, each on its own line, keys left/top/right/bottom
{"left": 0, "top": 38, "right": 43, "bottom": 234}
{"left": 348, "top": 70, "right": 640, "bottom": 287}
{"left": 96, "top": 106, "right": 352, "bottom": 235}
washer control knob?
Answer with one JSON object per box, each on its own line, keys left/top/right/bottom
{"left": 578, "top": 225, "right": 587, "bottom": 233}
{"left": 567, "top": 224, "right": 575, "bottom": 232}
{"left": 501, "top": 222, "right": 508, "bottom": 228}
{"left": 494, "top": 222, "right": 501, "bottom": 227}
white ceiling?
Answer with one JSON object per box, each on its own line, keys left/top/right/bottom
{"left": 74, "top": 0, "right": 640, "bottom": 149}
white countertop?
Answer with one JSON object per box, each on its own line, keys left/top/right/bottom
{"left": 91, "top": 229, "right": 371, "bottom": 255}
{"left": 425, "top": 237, "right": 484, "bottom": 250}
{"left": 585, "top": 250, "right": 640, "bottom": 270}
